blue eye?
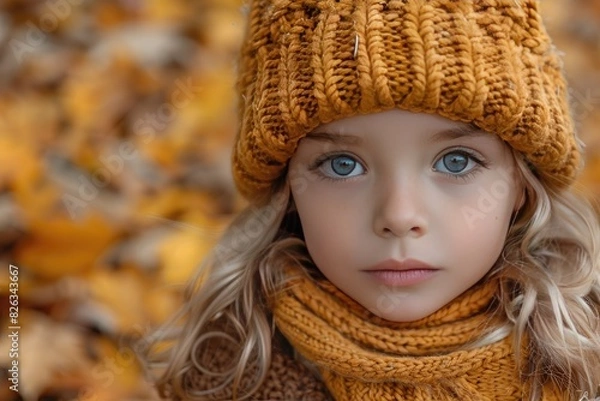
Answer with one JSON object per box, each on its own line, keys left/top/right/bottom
{"left": 433, "top": 150, "right": 481, "bottom": 176}
{"left": 319, "top": 155, "right": 365, "bottom": 178}
{"left": 331, "top": 156, "right": 357, "bottom": 175}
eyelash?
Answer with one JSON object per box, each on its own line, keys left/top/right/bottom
{"left": 308, "top": 151, "right": 365, "bottom": 182}
{"left": 434, "top": 148, "right": 489, "bottom": 182}
{"left": 308, "top": 148, "right": 489, "bottom": 182}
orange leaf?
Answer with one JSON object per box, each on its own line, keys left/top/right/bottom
{"left": 14, "top": 214, "right": 118, "bottom": 279}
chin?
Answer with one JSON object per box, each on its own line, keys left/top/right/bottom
{"left": 367, "top": 305, "right": 435, "bottom": 323}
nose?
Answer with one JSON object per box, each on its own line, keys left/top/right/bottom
{"left": 373, "top": 177, "right": 428, "bottom": 238}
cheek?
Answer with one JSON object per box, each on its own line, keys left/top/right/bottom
{"left": 293, "top": 186, "right": 359, "bottom": 261}
{"left": 451, "top": 178, "right": 518, "bottom": 254}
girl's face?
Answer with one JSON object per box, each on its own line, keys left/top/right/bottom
{"left": 289, "top": 109, "right": 522, "bottom": 322}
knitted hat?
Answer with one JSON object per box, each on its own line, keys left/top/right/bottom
{"left": 233, "top": 0, "right": 581, "bottom": 202}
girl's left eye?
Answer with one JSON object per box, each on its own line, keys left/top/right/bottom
{"left": 433, "top": 150, "right": 483, "bottom": 176}
{"left": 315, "top": 154, "right": 365, "bottom": 179}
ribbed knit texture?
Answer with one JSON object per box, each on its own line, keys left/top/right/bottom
{"left": 233, "top": 0, "right": 581, "bottom": 202}
{"left": 273, "top": 270, "right": 565, "bottom": 400}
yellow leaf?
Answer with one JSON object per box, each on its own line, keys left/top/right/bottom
{"left": 143, "top": 0, "right": 190, "bottom": 22}
{"left": 14, "top": 214, "right": 118, "bottom": 279}
{"left": 135, "top": 188, "right": 227, "bottom": 223}
{"left": 0, "top": 137, "right": 42, "bottom": 190}
{"left": 87, "top": 268, "right": 150, "bottom": 332}
{"left": 143, "top": 285, "right": 182, "bottom": 325}
{"left": 158, "top": 217, "right": 223, "bottom": 285}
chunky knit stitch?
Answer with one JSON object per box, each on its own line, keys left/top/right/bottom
{"left": 272, "top": 270, "right": 566, "bottom": 400}
{"left": 233, "top": 0, "right": 580, "bottom": 202}
{"left": 182, "top": 336, "right": 331, "bottom": 400}
{"left": 180, "top": 268, "right": 569, "bottom": 400}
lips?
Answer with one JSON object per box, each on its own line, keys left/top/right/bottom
{"left": 362, "top": 259, "right": 440, "bottom": 287}
{"left": 363, "top": 258, "right": 438, "bottom": 272}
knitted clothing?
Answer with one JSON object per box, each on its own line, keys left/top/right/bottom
{"left": 180, "top": 268, "right": 569, "bottom": 400}
{"left": 233, "top": 0, "right": 580, "bottom": 202}
{"left": 272, "top": 270, "right": 566, "bottom": 401}
{"left": 182, "top": 333, "right": 331, "bottom": 400}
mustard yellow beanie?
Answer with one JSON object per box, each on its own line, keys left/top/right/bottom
{"left": 233, "top": 0, "right": 581, "bottom": 202}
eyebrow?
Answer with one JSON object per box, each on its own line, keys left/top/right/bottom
{"left": 304, "top": 131, "right": 363, "bottom": 145}
{"left": 429, "top": 124, "right": 489, "bottom": 142}
{"left": 305, "top": 124, "right": 488, "bottom": 144}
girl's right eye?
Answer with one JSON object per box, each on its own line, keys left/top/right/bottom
{"left": 313, "top": 154, "right": 365, "bottom": 179}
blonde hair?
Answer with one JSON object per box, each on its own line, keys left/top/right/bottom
{"left": 140, "top": 186, "right": 306, "bottom": 399}
{"left": 494, "top": 155, "right": 600, "bottom": 399}
{"left": 140, "top": 157, "right": 600, "bottom": 400}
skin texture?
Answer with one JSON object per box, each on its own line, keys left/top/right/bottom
{"left": 289, "top": 109, "right": 522, "bottom": 322}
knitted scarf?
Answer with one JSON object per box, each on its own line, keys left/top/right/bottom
{"left": 273, "top": 269, "right": 564, "bottom": 401}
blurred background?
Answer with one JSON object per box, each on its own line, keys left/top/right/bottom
{"left": 0, "top": 0, "right": 598, "bottom": 400}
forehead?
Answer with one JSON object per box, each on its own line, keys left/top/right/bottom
{"left": 304, "top": 110, "right": 496, "bottom": 145}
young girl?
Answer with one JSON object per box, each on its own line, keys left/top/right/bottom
{"left": 142, "top": 0, "right": 600, "bottom": 399}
